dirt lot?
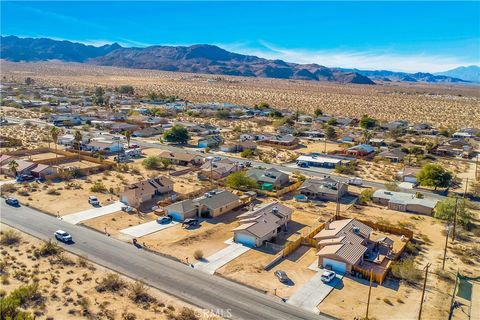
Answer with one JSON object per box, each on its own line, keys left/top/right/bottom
{"left": 82, "top": 210, "right": 158, "bottom": 237}
{"left": 296, "top": 140, "right": 345, "bottom": 154}
{"left": 3, "top": 61, "right": 479, "bottom": 128}
{"left": 0, "top": 224, "right": 218, "bottom": 320}
{"left": 139, "top": 208, "right": 244, "bottom": 262}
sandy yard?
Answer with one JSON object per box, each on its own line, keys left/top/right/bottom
{"left": 82, "top": 211, "right": 158, "bottom": 237}
{"left": 139, "top": 208, "right": 245, "bottom": 262}
{"left": 319, "top": 203, "right": 480, "bottom": 320}
{"left": 0, "top": 224, "right": 218, "bottom": 320}
{"left": 0, "top": 123, "right": 51, "bottom": 150}
{"left": 296, "top": 140, "right": 345, "bottom": 154}
{"left": 19, "top": 152, "right": 58, "bottom": 162}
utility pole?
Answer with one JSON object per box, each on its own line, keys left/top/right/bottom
{"left": 443, "top": 224, "right": 451, "bottom": 270}
{"left": 418, "top": 263, "right": 431, "bottom": 320}
{"left": 451, "top": 198, "right": 458, "bottom": 243}
{"left": 475, "top": 155, "right": 478, "bottom": 180}
{"left": 335, "top": 183, "right": 341, "bottom": 219}
{"left": 365, "top": 268, "right": 373, "bottom": 319}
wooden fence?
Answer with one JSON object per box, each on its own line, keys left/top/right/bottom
{"left": 255, "top": 180, "right": 303, "bottom": 198}
{"left": 352, "top": 262, "right": 391, "bottom": 285}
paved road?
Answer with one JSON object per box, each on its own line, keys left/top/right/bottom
{"left": 1, "top": 201, "right": 330, "bottom": 320}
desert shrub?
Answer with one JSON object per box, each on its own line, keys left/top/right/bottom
{"left": 129, "top": 281, "right": 155, "bottom": 305}
{"left": 142, "top": 156, "right": 160, "bottom": 170}
{"left": 0, "top": 283, "right": 41, "bottom": 319}
{"left": 1, "top": 184, "right": 17, "bottom": 193}
{"left": 404, "top": 241, "right": 421, "bottom": 255}
{"left": 17, "top": 190, "right": 29, "bottom": 196}
{"left": 90, "top": 181, "right": 107, "bottom": 193}
{"left": 96, "top": 273, "right": 125, "bottom": 293}
{"left": 391, "top": 257, "right": 422, "bottom": 283}
{"left": 435, "top": 268, "right": 454, "bottom": 283}
{"left": 175, "top": 308, "right": 199, "bottom": 320}
{"left": 226, "top": 171, "right": 258, "bottom": 190}
{"left": 193, "top": 250, "right": 204, "bottom": 260}
{"left": 38, "top": 239, "right": 61, "bottom": 257}
{"left": 383, "top": 298, "right": 393, "bottom": 305}
{"left": 384, "top": 181, "right": 399, "bottom": 192}
{"left": 121, "top": 311, "right": 137, "bottom": 320}
{"left": 46, "top": 188, "right": 60, "bottom": 195}
{"left": 50, "top": 252, "right": 75, "bottom": 266}
{"left": 240, "top": 149, "right": 255, "bottom": 158}
{"left": 0, "top": 230, "right": 22, "bottom": 246}
{"left": 359, "top": 189, "right": 374, "bottom": 204}
{"left": 335, "top": 162, "right": 356, "bottom": 175}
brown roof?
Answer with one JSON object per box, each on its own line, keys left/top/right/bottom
{"left": 1, "top": 159, "right": 36, "bottom": 172}
{"left": 122, "top": 176, "right": 173, "bottom": 198}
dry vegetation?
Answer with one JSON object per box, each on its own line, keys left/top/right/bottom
{"left": 0, "top": 224, "right": 219, "bottom": 320}
{"left": 2, "top": 61, "right": 480, "bottom": 128}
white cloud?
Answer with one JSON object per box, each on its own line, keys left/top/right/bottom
{"left": 220, "top": 41, "right": 479, "bottom": 73}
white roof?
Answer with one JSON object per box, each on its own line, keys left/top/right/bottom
{"left": 297, "top": 155, "right": 343, "bottom": 164}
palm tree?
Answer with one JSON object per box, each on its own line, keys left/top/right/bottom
{"left": 73, "top": 130, "right": 83, "bottom": 161}
{"left": 362, "top": 130, "right": 373, "bottom": 144}
{"left": 123, "top": 130, "right": 132, "bottom": 148}
{"left": 8, "top": 160, "right": 19, "bottom": 177}
{"left": 50, "top": 126, "right": 60, "bottom": 164}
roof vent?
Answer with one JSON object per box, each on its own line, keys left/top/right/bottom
{"left": 272, "top": 207, "right": 279, "bottom": 214}
{"left": 353, "top": 226, "right": 360, "bottom": 234}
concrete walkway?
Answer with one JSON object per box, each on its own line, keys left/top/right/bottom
{"left": 287, "top": 269, "right": 343, "bottom": 313}
{"left": 0, "top": 179, "right": 17, "bottom": 186}
{"left": 120, "top": 220, "right": 178, "bottom": 238}
{"left": 195, "top": 242, "right": 251, "bottom": 274}
{"left": 62, "top": 201, "right": 123, "bottom": 224}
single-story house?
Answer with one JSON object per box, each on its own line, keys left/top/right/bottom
{"left": 85, "top": 140, "right": 124, "bottom": 153}
{"left": 378, "top": 148, "right": 407, "bottom": 163}
{"left": 109, "top": 122, "right": 139, "bottom": 133}
{"left": 0, "top": 159, "right": 37, "bottom": 177}
{"left": 31, "top": 164, "right": 58, "bottom": 178}
{"left": 261, "top": 134, "right": 299, "bottom": 148}
{"left": 246, "top": 167, "right": 290, "bottom": 189}
{"left": 200, "top": 159, "right": 240, "bottom": 180}
{"left": 346, "top": 144, "right": 376, "bottom": 156}
{"left": 298, "top": 177, "right": 348, "bottom": 201}
{"left": 0, "top": 154, "right": 14, "bottom": 166}
{"left": 409, "top": 123, "right": 438, "bottom": 135}
{"left": 220, "top": 141, "right": 257, "bottom": 153}
{"left": 233, "top": 202, "right": 293, "bottom": 247}
{"left": 120, "top": 176, "right": 174, "bottom": 207}
{"left": 158, "top": 151, "right": 204, "bottom": 166}
{"left": 165, "top": 189, "right": 241, "bottom": 220}
{"left": 314, "top": 219, "right": 373, "bottom": 273}
{"left": 198, "top": 135, "right": 223, "bottom": 148}
{"left": 58, "top": 134, "right": 91, "bottom": 146}
{"left": 372, "top": 189, "right": 439, "bottom": 215}
{"left": 452, "top": 128, "right": 479, "bottom": 139}
{"left": 396, "top": 167, "right": 420, "bottom": 183}
{"left": 296, "top": 153, "right": 355, "bottom": 169}
{"left": 132, "top": 126, "right": 164, "bottom": 137}
{"left": 240, "top": 133, "right": 268, "bottom": 141}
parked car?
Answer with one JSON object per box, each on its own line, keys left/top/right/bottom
{"left": 5, "top": 197, "right": 19, "bottom": 206}
{"left": 245, "top": 161, "right": 252, "bottom": 167}
{"left": 88, "top": 195, "right": 100, "bottom": 206}
{"left": 212, "top": 156, "right": 222, "bottom": 162}
{"left": 157, "top": 216, "right": 172, "bottom": 224}
{"left": 182, "top": 218, "right": 199, "bottom": 228}
{"left": 347, "top": 177, "right": 363, "bottom": 186}
{"left": 121, "top": 206, "right": 135, "bottom": 213}
{"left": 54, "top": 230, "right": 73, "bottom": 242}
{"left": 16, "top": 174, "right": 35, "bottom": 182}
{"left": 320, "top": 270, "right": 336, "bottom": 283}
{"left": 130, "top": 144, "right": 140, "bottom": 149}
{"left": 274, "top": 270, "right": 289, "bottom": 283}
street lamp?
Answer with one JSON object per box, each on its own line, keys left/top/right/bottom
{"left": 443, "top": 224, "right": 451, "bottom": 270}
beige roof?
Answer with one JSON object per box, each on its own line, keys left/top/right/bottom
{"left": 1, "top": 159, "right": 36, "bottom": 172}
{"left": 317, "top": 239, "right": 367, "bottom": 266}
{"left": 159, "top": 151, "right": 202, "bottom": 162}
{"left": 31, "top": 164, "right": 53, "bottom": 173}
{"left": 122, "top": 176, "right": 173, "bottom": 198}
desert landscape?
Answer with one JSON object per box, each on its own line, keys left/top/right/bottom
{"left": 2, "top": 61, "right": 479, "bottom": 129}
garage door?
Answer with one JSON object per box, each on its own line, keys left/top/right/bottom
{"left": 323, "top": 258, "right": 346, "bottom": 273}
{"left": 235, "top": 233, "right": 257, "bottom": 247}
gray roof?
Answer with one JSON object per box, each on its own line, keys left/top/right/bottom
{"left": 165, "top": 199, "right": 196, "bottom": 214}
{"left": 194, "top": 189, "right": 240, "bottom": 210}
{"left": 246, "top": 168, "right": 288, "bottom": 184}
{"left": 299, "top": 177, "right": 342, "bottom": 195}
{"left": 373, "top": 189, "right": 439, "bottom": 208}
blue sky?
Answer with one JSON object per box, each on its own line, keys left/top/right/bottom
{"left": 2, "top": 1, "right": 479, "bottom": 72}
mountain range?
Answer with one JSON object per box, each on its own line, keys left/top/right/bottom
{"left": 0, "top": 35, "right": 474, "bottom": 85}
{"left": 435, "top": 65, "right": 480, "bottom": 83}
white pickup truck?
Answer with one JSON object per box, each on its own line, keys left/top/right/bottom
{"left": 347, "top": 177, "right": 363, "bottom": 186}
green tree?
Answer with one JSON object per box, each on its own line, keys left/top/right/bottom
{"left": 117, "top": 85, "right": 135, "bottom": 95}
{"left": 142, "top": 156, "right": 160, "bottom": 170}
{"left": 163, "top": 125, "right": 189, "bottom": 144}
{"left": 240, "top": 148, "right": 255, "bottom": 158}
{"left": 8, "top": 160, "right": 19, "bottom": 177}
{"left": 359, "top": 188, "right": 374, "bottom": 204}
{"left": 73, "top": 130, "right": 83, "bottom": 161}
{"left": 324, "top": 126, "right": 337, "bottom": 140}
{"left": 313, "top": 108, "right": 323, "bottom": 117}
{"left": 226, "top": 171, "right": 258, "bottom": 190}
{"left": 255, "top": 102, "right": 269, "bottom": 110}
{"left": 269, "top": 110, "right": 283, "bottom": 118}
{"left": 416, "top": 164, "right": 452, "bottom": 190}
{"left": 50, "top": 126, "right": 60, "bottom": 164}
{"left": 159, "top": 158, "right": 172, "bottom": 170}
{"left": 434, "top": 197, "right": 474, "bottom": 227}
{"left": 359, "top": 115, "right": 377, "bottom": 129}
{"left": 327, "top": 118, "right": 337, "bottom": 126}
{"left": 215, "top": 109, "right": 230, "bottom": 119}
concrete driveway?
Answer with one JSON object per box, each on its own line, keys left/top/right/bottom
{"left": 120, "top": 220, "right": 178, "bottom": 238}
{"left": 0, "top": 179, "right": 17, "bottom": 186}
{"left": 195, "top": 241, "right": 251, "bottom": 274}
{"left": 287, "top": 269, "right": 343, "bottom": 313}
{"left": 62, "top": 201, "right": 123, "bottom": 224}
